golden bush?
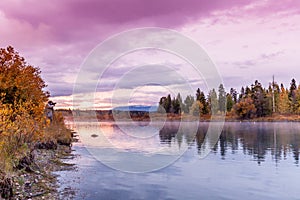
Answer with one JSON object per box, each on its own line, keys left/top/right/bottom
{"left": 0, "top": 46, "right": 71, "bottom": 173}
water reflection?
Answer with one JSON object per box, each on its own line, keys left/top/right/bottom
{"left": 62, "top": 121, "right": 300, "bottom": 199}
{"left": 70, "top": 122, "right": 200, "bottom": 172}
{"left": 159, "top": 122, "right": 300, "bottom": 165}
{"left": 68, "top": 121, "right": 300, "bottom": 166}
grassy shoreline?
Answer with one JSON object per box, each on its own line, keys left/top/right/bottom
{"left": 0, "top": 113, "right": 74, "bottom": 199}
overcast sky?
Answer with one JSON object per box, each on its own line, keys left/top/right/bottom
{"left": 1, "top": 0, "right": 300, "bottom": 109}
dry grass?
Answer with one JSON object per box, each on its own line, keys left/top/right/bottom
{"left": 0, "top": 111, "right": 72, "bottom": 198}
{"left": 44, "top": 112, "right": 72, "bottom": 146}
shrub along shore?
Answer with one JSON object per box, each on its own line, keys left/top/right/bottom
{"left": 0, "top": 113, "right": 73, "bottom": 199}
{"left": 0, "top": 112, "right": 74, "bottom": 199}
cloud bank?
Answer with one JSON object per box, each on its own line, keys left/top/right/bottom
{"left": 1, "top": 0, "right": 300, "bottom": 108}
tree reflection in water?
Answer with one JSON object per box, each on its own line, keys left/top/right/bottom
{"left": 159, "top": 122, "right": 300, "bottom": 165}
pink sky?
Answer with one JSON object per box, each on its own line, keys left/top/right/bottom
{"left": 1, "top": 0, "right": 300, "bottom": 108}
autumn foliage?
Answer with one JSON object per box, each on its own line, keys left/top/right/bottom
{"left": 233, "top": 97, "right": 256, "bottom": 119}
{"left": 0, "top": 46, "right": 72, "bottom": 176}
{"left": 0, "top": 47, "right": 48, "bottom": 171}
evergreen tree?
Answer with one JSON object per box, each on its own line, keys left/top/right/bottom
{"left": 195, "top": 88, "right": 209, "bottom": 114}
{"left": 196, "top": 88, "right": 201, "bottom": 101}
{"left": 289, "top": 78, "right": 298, "bottom": 113}
{"left": 218, "top": 84, "right": 226, "bottom": 113}
{"left": 289, "top": 78, "right": 297, "bottom": 99}
{"left": 171, "top": 95, "right": 181, "bottom": 114}
{"left": 245, "top": 86, "right": 252, "bottom": 97}
{"left": 239, "top": 87, "right": 245, "bottom": 101}
{"left": 176, "top": 93, "right": 183, "bottom": 114}
{"left": 208, "top": 89, "right": 218, "bottom": 114}
{"left": 265, "top": 87, "right": 274, "bottom": 115}
{"left": 226, "top": 93, "right": 234, "bottom": 112}
{"left": 251, "top": 80, "right": 271, "bottom": 117}
{"left": 183, "top": 95, "right": 194, "bottom": 114}
{"left": 166, "top": 94, "right": 172, "bottom": 113}
{"left": 157, "top": 78, "right": 299, "bottom": 117}
{"left": 158, "top": 96, "right": 167, "bottom": 113}
{"left": 230, "top": 88, "right": 238, "bottom": 103}
{"left": 199, "top": 91, "right": 209, "bottom": 114}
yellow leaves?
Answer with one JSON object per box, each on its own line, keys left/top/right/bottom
{"left": 190, "top": 100, "right": 204, "bottom": 116}
{"left": 0, "top": 101, "right": 46, "bottom": 172}
{"left": 234, "top": 97, "right": 257, "bottom": 119}
{"left": 0, "top": 46, "right": 48, "bottom": 110}
{"left": 0, "top": 46, "right": 49, "bottom": 172}
{"left": 277, "top": 91, "right": 290, "bottom": 114}
{"left": 0, "top": 104, "right": 13, "bottom": 133}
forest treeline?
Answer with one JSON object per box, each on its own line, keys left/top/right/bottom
{"left": 158, "top": 79, "right": 300, "bottom": 119}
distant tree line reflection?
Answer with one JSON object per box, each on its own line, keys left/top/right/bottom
{"left": 159, "top": 122, "right": 300, "bottom": 165}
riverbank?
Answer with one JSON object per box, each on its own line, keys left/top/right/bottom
{"left": 16, "top": 144, "right": 75, "bottom": 200}
{"left": 59, "top": 109, "right": 300, "bottom": 122}
{"left": 1, "top": 143, "right": 77, "bottom": 200}
{"left": 0, "top": 112, "right": 76, "bottom": 199}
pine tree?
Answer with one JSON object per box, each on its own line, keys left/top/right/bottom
{"left": 230, "top": 88, "right": 238, "bottom": 103}
{"left": 218, "top": 84, "right": 226, "bottom": 113}
{"left": 176, "top": 93, "right": 183, "bottom": 114}
{"left": 199, "top": 91, "right": 209, "bottom": 114}
{"left": 226, "top": 93, "right": 234, "bottom": 112}
{"left": 239, "top": 87, "right": 245, "bottom": 101}
{"left": 183, "top": 95, "right": 194, "bottom": 114}
{"left": 208, "top": 89, "right": 218, "bottom": 114}
{"left": 158, "top": 96, "right": 167, "bottom": 113}
{"left": 245, "top": 86, "right": 252, "bottom": 97}
{"left": 289, "top": 78, "right": 297, "bottom": 99}
{"left": 196, "top": 88, "right": 201, "bottom": 101}
{"left": 289, "top": 78, "right": 298, "bottom": 113}
{"left": 251, "top": 80, "right": 271, "bottom": 117}
{"left": 166, "top": 94, "right": 172, "bottom": 113}
{"left": 195, "top": 88, "right": 208, "bottom": 114}
{"left": 171, "top": 94, "right": 182, "bottom": 114}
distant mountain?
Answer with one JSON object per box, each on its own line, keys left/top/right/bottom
{"left": 113, "top": 105, "right": 158, "bottom": 112}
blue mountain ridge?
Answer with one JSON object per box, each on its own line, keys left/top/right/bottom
{"left": 112, "top": 105, "right": 158, "bottom": 112}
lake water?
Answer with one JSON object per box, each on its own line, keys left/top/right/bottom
{"left": 58, "top": 122, "right": 300, "bottom": 200}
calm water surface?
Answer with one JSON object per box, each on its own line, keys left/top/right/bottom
{"left": 58, "top": 122, "right": 300, "bottom": 200}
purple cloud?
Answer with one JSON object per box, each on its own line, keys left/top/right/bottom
{"left": 0, "top": 0, "right": 258, "bottom": 43}
{"left": 1, "top": 0, "right": 300, "bottom": 108}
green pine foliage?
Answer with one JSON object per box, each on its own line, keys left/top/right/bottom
{"left": 158, "top": 79, "right": 300, "bottom": 118}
